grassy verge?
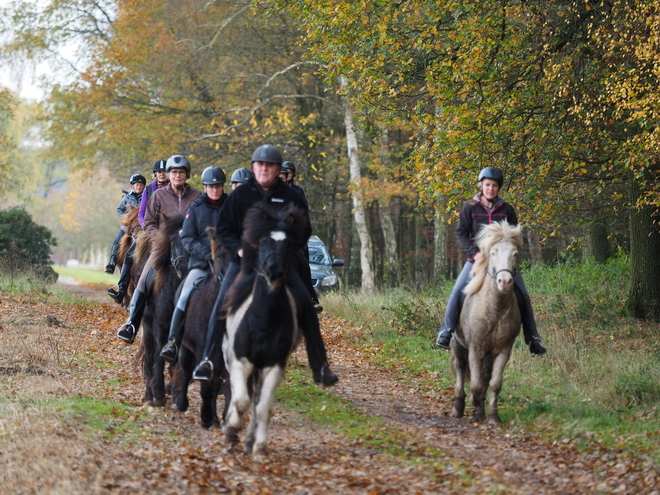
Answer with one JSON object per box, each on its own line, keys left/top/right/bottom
{"left": 53, "top": 264, "right": 118, "bottom": 286}
{"left": 321, "top": 255, "right": 660, "bottom": 463}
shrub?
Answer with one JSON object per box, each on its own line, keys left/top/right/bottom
{"left": 0, "top": 206, "right": 57, "bottom": 281}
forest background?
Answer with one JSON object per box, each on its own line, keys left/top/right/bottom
{"left": 0, "top": 0, "right": 659, "bottom": 320}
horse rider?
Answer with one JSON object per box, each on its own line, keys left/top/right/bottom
{"left": 116, "top": 155, "right": 202, "bottom": 344}
{"left": 279, "top": 161, "right": 322, "bottom": 313}
{"left": 230, "top": 167, "right": 253, "bottom": 191}
{"left": 160, "top": 166, "right": 228, "bottom": 363}
{"left": 435, "top": 167, "right": 547, "bottom": 356}
{"left": 138, "top": 159, "right": 169, "bottom": 227}
{"left": 104, "top": 174, "right": 146, "bottom": 274}
{"left": 192, "top": 144, "right": 339, "bottom": 387}
{"left": 108, "top": 160, "right": 169, "bottom": 303}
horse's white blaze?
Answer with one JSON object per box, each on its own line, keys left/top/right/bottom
{"left": 270, "top": 231, "right": 286, "bottom": 241}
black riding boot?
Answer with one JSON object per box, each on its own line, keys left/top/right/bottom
{"left": 105, "top": 254, "right": 117, "bottom": 275}
{"left": 515, "top": 287, "right": 547, "bottom": 357}
{"left": 435, "top": 327, "right": 454, "bottom": 349}
{"left": 160, "top": 308, "right": 186, "bottom": 363}
{"left": 116, "top": 289, "right": 147, "bottom": 344}
{"left": 108, "top": 254, "right": 133, "bottom": 304}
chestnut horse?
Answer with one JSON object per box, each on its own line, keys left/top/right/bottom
{"left": 451, "top": 221, "right": 523, "bottom": 425}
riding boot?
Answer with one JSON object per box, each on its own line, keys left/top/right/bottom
{"left": 116, "top": 289, "right": 147, "bottom": 344}
{"left": 193, "top": 317, "right": 225, "bottom": 381}
{"left": 104, "top": 254, "right": 117, "bottom": 275}
{"left": 515, "top": 286, "right": 547, "bottom": 357}
{"left": 435, "top": 327, "right": 454, "bottom": 349}
{"left": 160, "top": 308, "right": 186, "bottom": 363}
{"left": 108, "top": 254, "right": 133, "bottom": 304}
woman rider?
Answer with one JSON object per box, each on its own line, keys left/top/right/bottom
{"left": 192, "top": 144, "right": 338, "bottom": 387}
{"left": 160, "top": 166, "right": 227, "bottom": 362}
{"left": 116, "top": 155, "right": 202, "bottom": 344}
{"left": 435, "top": 167, "right": 547, "bottom": 357}
{"left": 108, "top": 160, "right": 169, "bottom": 304}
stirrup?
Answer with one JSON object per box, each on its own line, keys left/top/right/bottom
{"left": 117, "top": 323, "right": 136, "bottom": 344}
{"left": 160, "top": 342, "right": 178, "bottom": 363}
{"left": 193, "top": 359, "right": 214, "bottom": 381}
{"left": 435, "top": 329, "right": 452, "bottom": 350}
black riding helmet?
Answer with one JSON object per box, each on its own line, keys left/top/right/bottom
{"left": 281, "top": 161, "right": 296, "bottom": 178}
{"left": 130, "top": 174, "right": 147, "bottom": 185}
{"left": 478, "top": 167, "right": 504, "bottom": 187}
{"left": 251, "top": 144, "right": 283, "bottom": 164}
{"left": 153, "top": 159, "right": 167, "bottom": 172}
{"left": 231, "top": 167, "right": 253, "bottom": 184}
{"left": 202, "top": 166, "right": 226, "bottom": 185}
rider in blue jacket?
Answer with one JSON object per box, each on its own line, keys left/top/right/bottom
{"left": 435, "top": 167, "right": 547, "bottom": 357}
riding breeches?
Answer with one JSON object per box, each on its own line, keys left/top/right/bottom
{"left": 176, "top": 268, "right": 208, "bottom": 312}
{"left": 439, "top": 261, "right": 473, "bottom": 334}
{"left": 136, "top": 252, "right": 156, "bottom": 293}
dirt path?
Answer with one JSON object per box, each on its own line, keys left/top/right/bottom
{"left": 0, "top": 284, "right": 657, "bottom": 494}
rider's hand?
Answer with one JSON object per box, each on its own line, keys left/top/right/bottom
{"left": 474, "top": 251, "right": 481, "bottom": 261}
{"left": 238, "top": 248, "right": 244, "bottom": 258}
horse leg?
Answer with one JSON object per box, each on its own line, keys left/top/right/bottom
{"left": 487, "top": 351, "right": 512, "bottom": 425}
{"left": 152, "top": 352, "right": 167, "bottom": 407}
{"left": 468, "top": 348, "right": 486, "bottom": 422}
{"left": 224, "top": 358, "right": 253, "bottom": 448}
{"left": 247, "top": 366, "right": 284, "bottom": 460}
{"left": 172, "top": 347, "right": 194, "bottom": 413}
{"left": 451, "top": 345, "right": 468, "bottom": 418}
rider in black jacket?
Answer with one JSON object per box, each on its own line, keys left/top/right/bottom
{"left": 435, "top": 167, "right": 547, "bottom": 357}
{"left": 192, "top": 144, "right": 338, "bottom": 387}
{"left": 160, "top": 166, "right": 227, "bottom": 362}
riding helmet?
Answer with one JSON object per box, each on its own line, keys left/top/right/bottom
{"left": 281, "top": 161, "right": 296, "bottom": 177}
{"left": 251, "top": 144, "right": 283, "bottom": 165}
{"left": 130, "top": 174, "right": 147, "bottom": 185}
{"left": 153, "top": 159, "right": 167, "bottom": 172}
{"left": 230, "top": 167, "right": 253, "bottom": 184}
{"left": 166, "top": 155, "right": 191, "bottom": 173}
{"left": 201, "top": 166, "right": 226, "bottom": 185}
{"left": 478, "top": 167, "right": 504, "bottom": 187}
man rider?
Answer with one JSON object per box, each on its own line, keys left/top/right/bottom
{"left": 192, "top": 144, "right": 338, "bottom": 387}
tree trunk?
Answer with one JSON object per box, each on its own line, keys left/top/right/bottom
{"left": 433, "top": 207, "right": 448, "bottom": 283}
{"left": 625, "top": 176, "right": 660, "bottom": 321}
{"left": 527, "top": 230, "right": 543, "bottom": 266}
{"left": 376, "top": 126, "right": 399, "bottom": 287}
{"left": 583, "top": 221, "right": 610, "bottom": 263}
{"left": 340, "top": 76, "right": 374, "bottom": 295}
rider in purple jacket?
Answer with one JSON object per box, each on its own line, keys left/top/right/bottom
{"left": 138, "top": 159, "right": 169, "bottom": 227}
{"left": 435, "top": 167, "right": 547, "bottom": 357}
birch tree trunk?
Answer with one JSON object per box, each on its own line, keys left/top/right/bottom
{"left": 340, "top": 75, "right": 374, "bottom": 295}
{"left": 377, "top": 126, "right": 399, "bottom": 287}
{"left": 433, "top": 208, "right": 448, "bottom": 283}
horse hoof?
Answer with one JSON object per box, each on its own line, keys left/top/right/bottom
{"left": 451, "top": 408, "right": 464, "bottom": 418}
{"left": 488, "top": 415, "right": 502, "bottom": 426}
{"left": 252, "top": 449, "right": 268, "bottom": 462}
{"left": 201, "top": 419, "right": 220, "bottom": 430}
{"left": 473, "top": 413, "right": 486, "bottom": 423}
{"left": 153, "top": 397, "right": 166, "bottom": 407}
{"left": 143, "top": 399, "right": 154, "bottom": 406}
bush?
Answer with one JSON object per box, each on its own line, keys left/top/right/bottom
{"left": 0, "top": 206, "right": 57, "bottom": 281}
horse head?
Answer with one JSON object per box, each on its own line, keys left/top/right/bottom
{"left": 242, "top": 203, "right": 307, "bottom": 290}
{"left": 121, "top": 205, "right": 141, "bottom": 237}
{"left": 153, "top": 213, "right": 189, "bottom": 291}
{"left": 466, "top": 221, "right": 523, "bottom": 295}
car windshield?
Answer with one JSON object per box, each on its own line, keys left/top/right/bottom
{"left": 308, "top": 242, "right": 331, "bottom": 265}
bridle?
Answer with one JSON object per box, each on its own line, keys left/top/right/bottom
{"left": 170, "top": 239, "right": 189, "bottom": 279}
{"left": 489, "top": 268, "right": 516, "bottom": 279}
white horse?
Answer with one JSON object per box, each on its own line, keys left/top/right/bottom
{"left": 451, "top": 220, "right": 523, "bottom": 425}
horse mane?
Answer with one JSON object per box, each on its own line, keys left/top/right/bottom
{"left": 153, "top": 213, "right": 186, "bottom": 291}
{"left": 206, "top": 226, "right": 230, "bottom": 278}
{"left": 134, "top": 231, "right": 150, "bottom": 263}
{"left": 223, "top": 203, "right": 307, "bottom": 313}
{"left": 464, "top": 221, "right": 523, "bottom": 296}
{"left": 121, "top": 205, "right": 139, "bottom": 228}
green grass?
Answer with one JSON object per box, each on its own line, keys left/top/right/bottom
{"left": 321, "top": 256, "right": 660, "bottom": 464}
{"left": 53, "top": 264, "right": 118, "bottom": 286}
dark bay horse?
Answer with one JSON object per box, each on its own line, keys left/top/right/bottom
{"left": 139, "top": 213, "right": 189, "bottom": 407}
{"left": 222, "top": 203, "right": 306, "bottom": 459}
{"left": 115, "top": 205, "right": 143, "bottom": 306}
{"left": 170, "top": 227, "right": 229, "bottom": 429}
{"left": 451, "top": 220, "right": 523, "bottom": 425}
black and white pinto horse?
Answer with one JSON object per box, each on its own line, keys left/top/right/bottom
{"left": 222, "top": 203, "right": 306, "bottom": 459}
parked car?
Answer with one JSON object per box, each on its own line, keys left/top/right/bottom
{"left": 308, "top": 235, "right": 344, "bottom": 294}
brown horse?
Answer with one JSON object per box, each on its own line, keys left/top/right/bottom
{"left": 451, "top": 221, "right": 523, "bottom": 425}
{"left": 115, "top": 205, "right": 144, "bottom": 306}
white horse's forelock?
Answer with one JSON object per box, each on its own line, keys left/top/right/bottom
{"left": 270, "top": 231, "right": 286, "bottom": 241}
